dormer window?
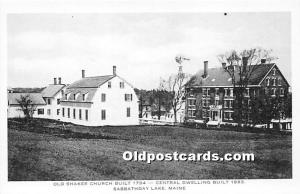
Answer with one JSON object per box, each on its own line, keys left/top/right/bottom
{"left": 108, "top": 81, "right": 111, "bottom": 88}
{"left": 65, "top": 93, "right": 69, "bottom": 100}
{"left": 73, "top": 93, "right": 79, "bottom": 100}
{"left": 82, "top": 94, "right": 86, "bottom": 101}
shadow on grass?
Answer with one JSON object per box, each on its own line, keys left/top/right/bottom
{"left": 8, "top": 118, "right": 121, "bottom": 140}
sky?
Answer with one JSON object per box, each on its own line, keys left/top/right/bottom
{"left": 7, "top": 12, "right": 291, "bottom": 89}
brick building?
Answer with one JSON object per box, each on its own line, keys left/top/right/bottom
{"left": 184, "top": 59, "right": 290, "bottom": 126}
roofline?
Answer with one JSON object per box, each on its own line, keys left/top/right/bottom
{"left": 42, "top": 84, "right": 66, "bottom": 98}
{"left": 115, "top": 75, "right": 135, "bottom": 89}
{"left": 66, "top": 75, "right": 115, "bottom": 89}
{"left": 186, "top": 85, "right": 261, "bottom": 88}
{"left": 51, "top": 85, "right": 66, "bottom": 97}
{"left": 257, "top": 63, "right": 276, "bottom": 85}
{"left": 97, "top": 75, "right": 115, "bottom": 88}
{"left": 60, "top": 100, "right": 93, "bottom": 104}
{"left": 9, "top": 103, "right": 46, "bottom": 105}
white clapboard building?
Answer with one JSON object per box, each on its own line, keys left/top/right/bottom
{"left": 8, "top": 66, "right": 139, "bottom": 126}
{"left": 39, "top": 77, "right": 67, "bottom": 120}
{"left": 59, "top": 66, "right": 139, "bottom": 126}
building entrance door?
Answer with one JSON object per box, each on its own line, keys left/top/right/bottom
{"left": 212, "top": 111, "right": 218, "bottom": 121}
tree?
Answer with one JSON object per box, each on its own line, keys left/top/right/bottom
{"left": 161, "top": 72, "right": 191, "bottom": 123}
{"left": 217, "top": 48, "right": 278, "bottom": 126}
{"left": 16, "top": 94, "right": 37, "bottom": 120}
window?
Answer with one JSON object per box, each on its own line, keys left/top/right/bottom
{"left": 38, "top": 109, "right": 44, "bottom": 115}
{"left": 68, "top": 108, "right": 70, "bottom": 118}
{"left": 101, "top": 109, "right": 106, "bottom": 120}
{"left": 188, "top": 110, "right": 196, "bottom": 117}
{"left": 280, "top": 88, "right": 284, "bottom": 96}
{"left": 229, "top": 100, "right": 233, "bottom": 108}
{"left": 125, "top": 94, "right": 133, "bottom": 101}
{"left": 278, "top": 78, "right": 282, "bottom": 86}
{"left": 61, "top": 90, "right": 64, "bottom": 96}
{"left": 215, "top": 99, "right": 219, "bottom": 106}
{"left": 108, "top": 81, "right": 111, "bottom": 88}
{"left": 85, "top": 109, "right": 88, "bottom": 121}
{"left": 57, "top": 99, "right": 60, "bottom": 105}
{"left": 206, "top": 99, "right": 210, "bottom": 107}
{"left": 202, "top": 99, "right": 206, "bottom": 107}
{"left": 188, "top": 99, "right": 196, "bottom": 106}
{"left": 215, "top": 88, "right": 219, "bottom": 96}
{"left": 253, "top": 89, "right": 256, "bottom": 97}
{"left": 202, "top": 88, "right": 207, "bottom": 96}
{"left": 79, "top": 109, "right": 82, "bottom": 120}
{"left": 120, "top": 82, "right": 125, "bottom": 88}
{"left": 73, "top": 108, "right": 76, "bottom": 119}
{"left": 224, "top": 112, "right": 233, "bottom": 120}
{"left": 47, "top": 99, "right": 51, "bottom": 105}
{"left": 245, "top": 88, "right": 250, "bottom": 97}
{"left": 127, "top": 107, "right": 131, "bottom": 117}
{"left": 62, "top": 108, "right": 65, "bottom": 117}
{"left": 73, "top": 94, "right": 77, "bottom": 100}
{"left": 65, "top": 94, "right": 68, "bottom": 100}
{"left": 206, "top": 88, "right": 210, "bottom": 96}
{"left": 273, "top": 78, "right": 276, "bottom": 86}
{"left": 266, "top": 77, "right": 270, "bottom": 86}
{"left": 272, "top": 88, "right": 276, "bottom": 96}
{"left": 47, "top": 109, "right": 51, "bottom": 115}
{"left": 225, "top": 88, "right": 231, "bottom": 97}
{"left": 57, "top": 109, "right": 60, "bottom": 115}
{"left": 101, "top": 93, "right": 106, "bottom": 102}
{"left": 82, "top": 94, "right": 86, "bottom": 101}
{"left": 224, "top": 100, "right": 228, "bottom": 108}
{"left": 273, "top": 68, "right": 276, "bottom": 76}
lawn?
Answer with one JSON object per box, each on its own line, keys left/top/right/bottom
{"left": 8, "top": 118, "right": 292, "bottom": 181}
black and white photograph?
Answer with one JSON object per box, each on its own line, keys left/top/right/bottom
{"left": 1, "top": 0, "right": 300, "bottom": 194}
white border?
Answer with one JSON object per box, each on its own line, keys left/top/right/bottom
{"left": 1, "top": 0, "right": 300, "bottom": 194}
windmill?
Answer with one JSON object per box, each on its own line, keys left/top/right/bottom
{"left": 175, "top": 55, "right": 190, "bottom": 76}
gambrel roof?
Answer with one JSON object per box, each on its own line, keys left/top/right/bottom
{"left": 186, "top": 63, "right": 278, "bottom": 87}
{"left": 61, "top": 75, "right": 115, "bottom": 103}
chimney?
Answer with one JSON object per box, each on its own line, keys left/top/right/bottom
{"left": 54, "top": 78, "right": 57, "bottom": 85}
{"left": 242, "top": 57, "right": 248, "bottom": 72}
{"left": 82, "top": 69, "right": 85, "bottom": 78}
{"left": 58, "top": 77, "right": 62, "bottom": 84}
{"left": 113, "top": 66, "right": 116, "bottom": 76}
{"left": 261, "top": 58, "right": 266, "bottom": 64}
{"left": 203, "top": 61, "right": 208, "bottom": 78}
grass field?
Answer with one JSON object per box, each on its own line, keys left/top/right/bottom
{"left": 8, "top": 118, "right": 292, "bottom": 181}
